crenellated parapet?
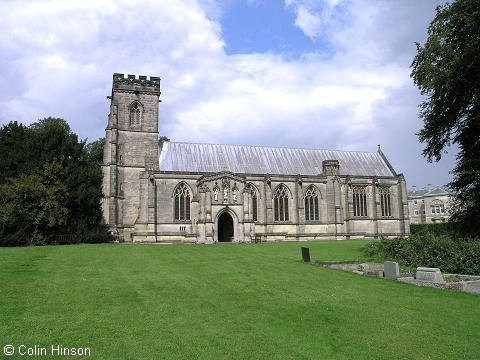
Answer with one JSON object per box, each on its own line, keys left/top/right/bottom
{"left": 113, "top": 73, "right": 161, "bottom": 95}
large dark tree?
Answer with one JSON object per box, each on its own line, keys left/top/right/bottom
{"left": 410, "top": 0, "right": 480, "bottom": 234}
{"left": 0, "top": 118, "right": 109, "bottom": 246}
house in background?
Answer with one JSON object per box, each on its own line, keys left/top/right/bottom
{"left": 408, "top": 184, "right": 454, "bottom": 224}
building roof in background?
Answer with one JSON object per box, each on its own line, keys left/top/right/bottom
{"left": 158, "top": 141, "right": 396, "bottom": 177}
{"left": 408, "top": 186, "right": 451, "bottom": 198}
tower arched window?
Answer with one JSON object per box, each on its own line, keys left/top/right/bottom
{"left": 304, "top": 186, "right": 319, "bottom": 221}
{"left": 129, "top": 101, "right": 143, "bottom": 126}
{"left": 274, "top": 184, "right": 289, "bottom": 221}
{"left": 174, "top": 183, "right": 191, "bottom": 221}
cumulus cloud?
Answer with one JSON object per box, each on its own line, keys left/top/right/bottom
{"left": 0, "top": 0, "right": 225, "bottom": 140}
{"left": 293, "top": 5, "right": 322, "bottom": 39}
{"left": 0, "top": 0, "right": 453, "bottom": 187}
{"left": 285, "top": 0, "right": 343, "bottom": 40}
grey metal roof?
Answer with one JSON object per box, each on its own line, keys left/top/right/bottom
{"left": 158, "top": 142, "right": 396, "bottom": 177}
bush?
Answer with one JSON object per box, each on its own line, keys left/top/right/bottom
{"left": 364, "top": 234, "right": 480, "bottom": 275}
{"left": 410, "top": 223, "right": 457, "bottom": 236}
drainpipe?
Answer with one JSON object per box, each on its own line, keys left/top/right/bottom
{"left": 333, "top": 176, "right": 337, "bottom": 240}
{"left": 150, "top": 177, "right": 158, "bottom": 242}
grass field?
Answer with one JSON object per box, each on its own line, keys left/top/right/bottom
{"left": 1, "top": 241, "right": 479, "bottom": 359}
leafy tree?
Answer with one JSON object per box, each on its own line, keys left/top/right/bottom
{"left": 410, "top": 0, "right": 480, "bottom": 234}
{"left": 0, "top": 118, "right": 110, "bottom": 246}
{"left": 0, "top": 158, "right": 68, "bottom": 246}
{"left": 0, "top": 121, "right": 31, "bottom": 183}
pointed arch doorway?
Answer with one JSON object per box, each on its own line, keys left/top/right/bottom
{"left": 218, "top": 212, "right": 234, "bottom": 242}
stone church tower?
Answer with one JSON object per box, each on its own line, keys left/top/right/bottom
{"left": 102, "top": 74, "right": 161, "bottom": 240}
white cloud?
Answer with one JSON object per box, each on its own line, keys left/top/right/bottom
{"left": 285, "top": 0, "right": 343, "bottom": 40}
{"left": 0, "top": 0, "right": 454, "bottom": 187}
{"left": 294, "top": 5, "right": 322, "bottom": 39}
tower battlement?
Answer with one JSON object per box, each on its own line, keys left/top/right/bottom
{"left": 113, "top": 73, "right": 160, "bottom": 94}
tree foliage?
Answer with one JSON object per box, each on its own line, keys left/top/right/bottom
{"left": 0, "top": 118, "right": 110, "bottom": 246}
{"left": 410, "top": 0, "right": 480, "bottom": 234}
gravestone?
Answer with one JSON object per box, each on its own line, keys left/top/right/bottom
{"left": 384, "top": 261, "right": 400, "bottom": 279}
{"left": 301, "top": 247, "right": 311, "bottom": 263}
{"left": 416, "top": 267, "right": 445, "bottom": 283}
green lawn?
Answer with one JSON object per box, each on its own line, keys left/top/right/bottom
{"left": 1, "top": 241, "right": 479, "bottom": 359}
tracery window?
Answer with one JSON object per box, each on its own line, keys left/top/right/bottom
{"left": 174, "top": 183, "right": 190, "bottom": 221}
{"left": 246, "top": 183, "right": 258, "bottom": 221}
{"left": 379, "top": 187, "right": 392, "bottom": 217}
{"left": 352, "top": 186, "right": 368, "bottom": 217}
{"left": 304, "top": 186, "right": 319, "bottom": 221}
{"left": 252, "top": 193, "right": 258, "bottom": 221}
{"left": 274, "top": 184, "right": 289, "bottom": 221}
{"left": 129, "top": 101, "right": 143, "bottom": 126}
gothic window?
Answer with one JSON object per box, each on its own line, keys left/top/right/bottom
{"left": 174, "top": 183, "right": 190, "bottom": 221}
{"left": 274, "top": 184, "right": 289, "bottom": 221}
{"left": 252, "top": 192, "right": 258, "bottom": 222}
{"left": 246, "top": 183, "right": 258, "bottom": 221}
{"left": 352, "top": 186, "right": 368, "bottom": 217}
{"left": 129, "top": 101, "right": 143, "bottom": 126}
{"left": 304, "top": 186, "right": 319, "bottom": 221}
{"left": 379, "top": 187, "right": 392, "bottom": 217}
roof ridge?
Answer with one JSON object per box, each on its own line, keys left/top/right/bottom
{"left": 168, "top": 141, "right": 379, "bottom": 154}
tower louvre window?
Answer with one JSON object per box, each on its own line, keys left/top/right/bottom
{"left": 129, "top": 101, "right": 143, "bottom": 126}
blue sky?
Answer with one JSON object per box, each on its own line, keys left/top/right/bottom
{"left": 0, "top": 0, "right": 454, "bottom": 189}
{"left": 221, "top": 1, "right": 323, "bottom": 55}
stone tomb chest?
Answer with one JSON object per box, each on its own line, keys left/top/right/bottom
{"left": 416, "top": 267, "right": 445, "bottom": 283}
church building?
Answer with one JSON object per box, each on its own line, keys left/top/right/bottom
{"left": 102, "top": 74, "right": 410, "bottom": 243}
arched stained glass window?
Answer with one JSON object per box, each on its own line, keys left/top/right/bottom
{"left": 174, "top": 183, "right": 190, "bottom": 221}
{"left": 274, "top": 185, "right": 289, "bottom": 221}
{"left": 304, "top": 186, "right": 319, "bottom": 221}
